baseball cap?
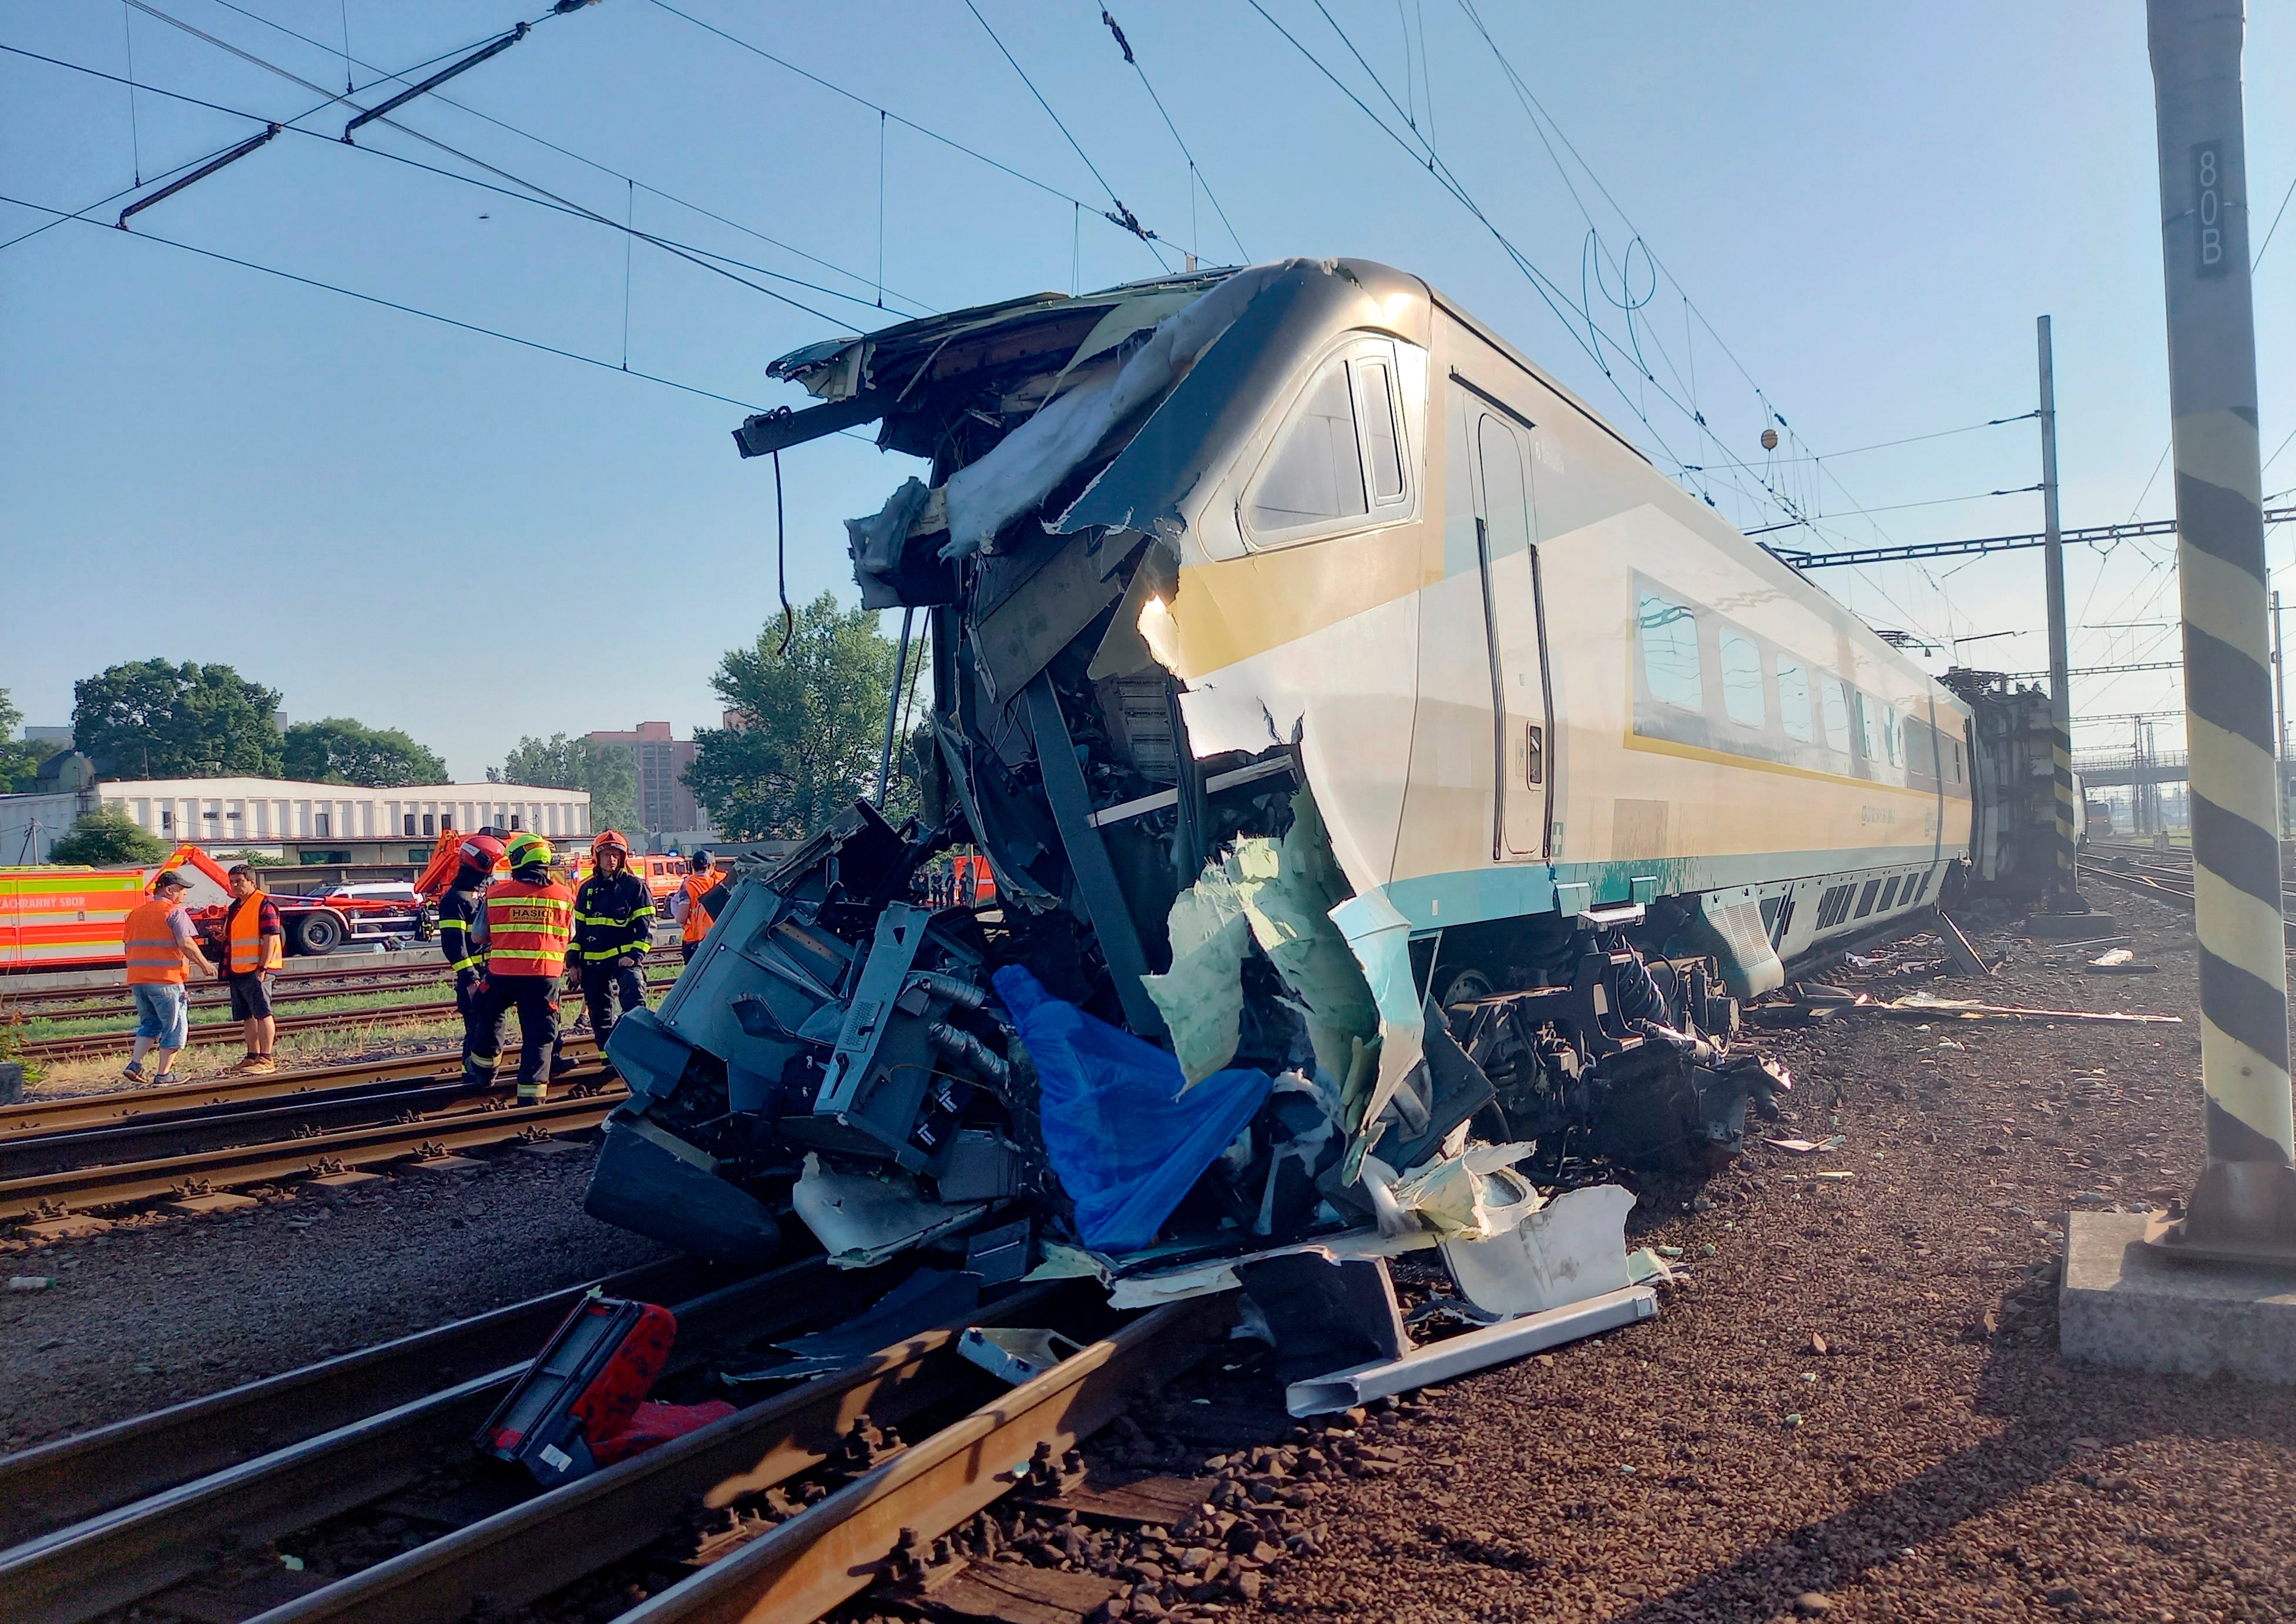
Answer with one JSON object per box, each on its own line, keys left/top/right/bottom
{"left": 153, "top": 870, "right": 190, "bottom": 890}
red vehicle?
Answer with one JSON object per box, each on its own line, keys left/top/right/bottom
{"left": 172, "top": 846, "right": 424, "bottom": 958}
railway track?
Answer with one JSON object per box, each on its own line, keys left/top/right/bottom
{"left": 0, "top": 1257, "right": 1223, "bottom": 1624}
{"left": 14, "top": 997, "right": 475, "bottom": 1064}
{"left": 0, "top": 1059, "right": 617, "bottom": 1222}
{"left": 2084, "top": 853, "right": 2296, "bottom": 946}
{"left": 0, "top": 951, "right": 683, "bottom": 1020}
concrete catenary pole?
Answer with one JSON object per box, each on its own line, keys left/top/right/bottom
{"left": 2275, "top": 588, "right": 2289, "bottom": 833}
{"left": 2147, "top": 0, "right": 2296, "bottom": 1253}
{"left": 2037, "top": 316, "right": 2080, "bottom": 906}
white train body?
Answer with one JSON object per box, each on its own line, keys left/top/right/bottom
{"left": 1137, "top": 264, "right": 1973, "bottom": 981}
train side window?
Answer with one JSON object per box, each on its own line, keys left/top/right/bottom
{"left": 1355, "top": 360, "right": 1407, "bottom": 504}
{"left": 1247, "top": 357, "right": 1367, "bottom": 533}
{"left": 1852, "top": 692, "right": 1881, "bottom": 761}
{"left": 1882, "top": 707, "right": 1903, "bottom": 767}
{"left": 1719, "top": 630, "right": 1765, "bottom": 729}
{"left": 1777, "top": 661, "right": 1815, "bottom": 743}
{"left": 1638, "top": 592, "right": 1704, "bottom": 711}
{"left": 1820, "top": 680, "right": 1851, "bottom": 753}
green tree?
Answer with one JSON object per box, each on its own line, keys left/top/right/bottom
{"left": 47, "top": 807, "right": 169, "bottom": 865}
{"left": 72, "top": 660, "right": 283, "bottom": 780}
{"left": 490, "top": 734, "right": 639, "bottom": 835}
{"left": 0, "top": 689, "right": 63, "bottom": 791}
{"left": 684, "top": 593, "right": 912, "bottom": 841}
{"left": 282, "top": 717, "right": 448, "bottom": 787}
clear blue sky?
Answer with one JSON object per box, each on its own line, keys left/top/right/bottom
{"left": 4, "top": 2, "right": 2292, "bottom": 779}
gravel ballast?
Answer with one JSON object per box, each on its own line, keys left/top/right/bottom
{"left": 0, "top": 1142, "right": 665, "bottom": 1451}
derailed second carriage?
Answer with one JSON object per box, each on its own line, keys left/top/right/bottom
{"left": 583, "top": 258, "right": 2009, "bottom": 1276}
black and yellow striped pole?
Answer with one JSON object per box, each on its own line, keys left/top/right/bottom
{"left": 2036, "top": 316, "right": 2083, "bottom": 910}
{"left": 2146, "top": 0, "right": 2296, "bottom": 1259}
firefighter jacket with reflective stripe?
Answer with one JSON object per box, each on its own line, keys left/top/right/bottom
{"left": 677, "top": 874, "right": 716, "bottom": 944}
{"left": 437, "top": 873, "right": 488, "bottom": 974}
{"left": 226, "top": 894, "right": 284, "bottom": 975}
{"left": 573, "top": 871, "right": 654, "bottom": 964}
{"left": 479, "top": 873, "right": 575, "bottom": 977}
{"left": 123, "top": 899, "right": 191, "bottom": 985}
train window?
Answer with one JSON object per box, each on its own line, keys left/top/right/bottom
{"left": 1247, "top": 357, "right": 1367, "bottom": 533}
{"left": 1906, "top": 720, "right": 1936, "bottom": 780}
{"left": 1852, "top": 692, "right": 1881, "bottom": 761}
{"left": 1637, "top": 592, "right": 1704, "bottom": 711}
{"left": 1355, "top": 360, "right": 1407, "bottom": 503}
{"left": 1719, "top": 631, "right": 1765, "bottom": 729}
{"left": 1821, "top": 680, "right": 1851, "bottom": 753}
{"left": 1882, "top": 708, "right": 1903, "bottom": 767}
{"left": 1777, "top": 662, "right": 1814, "bottom": 743}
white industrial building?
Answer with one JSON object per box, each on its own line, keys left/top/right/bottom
{"left": 0, "top": 769, "right": 589, "bottom": 866}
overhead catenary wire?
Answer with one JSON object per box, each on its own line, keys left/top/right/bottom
{"left": 201, "top": 0, "right": 930, "bottom": 315}
{"left": 642, "top": 0, "right": 1162, "bottom": 266}
{"left": 0, "top": 28, "right": 523, "bottom": 256}
{"left": 1095, "top": 5, "right": 1248, "bottom": 261}
{"left": 0, "top": 193, "right": 768, "bottom": 411}
{"left": 963, "top": 0, "right": 1168, "bottom": 263}
{"left": 2, "top": 41, "right": 863, "bottom": 325}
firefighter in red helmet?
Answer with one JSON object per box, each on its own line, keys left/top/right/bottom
{"left": 572, "top": 829, "right": 655, "bottom": 1049}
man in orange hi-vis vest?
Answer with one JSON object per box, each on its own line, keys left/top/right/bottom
{"left": 670, "top": 850, "right": 718, "bottom": 964}
{"left": 468, "top": 831, "right": 575, "bottom": 1102}
{"left": 121, "top": 869, "right": 211, "bottom": 1086}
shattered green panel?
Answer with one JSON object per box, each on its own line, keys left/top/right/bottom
{"left": 1142, "top": 786, "right": 1380, "bottom": 1088}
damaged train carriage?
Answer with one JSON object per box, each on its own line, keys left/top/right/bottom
{"left": 584, "top": 258, "right": 1973, "bottom": 1275}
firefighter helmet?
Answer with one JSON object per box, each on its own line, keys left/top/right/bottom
{"left": 505, "top": 831, "right": 555, "bottom": 870}
{"left": 591, "top": 829, "right": 631, "bottom": 858}
{"left": 458, "top": 833, "right": 506, "bottom": 873}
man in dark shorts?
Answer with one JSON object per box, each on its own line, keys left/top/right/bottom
{"left": 220, "top": 864, "right": 286, "bottom": 1073}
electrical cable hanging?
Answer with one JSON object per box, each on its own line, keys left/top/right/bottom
{"left": 772, "top": 449, "right": 795, "bottom": 658}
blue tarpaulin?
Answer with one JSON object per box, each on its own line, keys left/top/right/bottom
{"left": 993, "top": 966, "right": 1273, "bottom": 1254}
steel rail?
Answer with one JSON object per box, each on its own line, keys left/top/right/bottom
{"left": 0, "top": 1259, "right": 856, "bottom": 1624}
{"left": 17, "top": 997, "right": 472, "bottom": 1063}
{"left": 0, "top": 1038, "right": 602, "bottom": 1139}
{"left": 4, "top": 960, "right": 679, "bottom": 1019}
{"left": 619, "top": 1293, "right": 1234, "bottom": 1624}
{"left": 0, "top": 1075, "right": 536, "bottom": 1179}
{"left": 0, "top": 1253, "right": 736, "bottom": 1548}
{"left": 246, "top": 1281, "right": 1096, "bottom": 1624}
{"left": 0, "top": 1082, "right": 624, "bottom": 1220}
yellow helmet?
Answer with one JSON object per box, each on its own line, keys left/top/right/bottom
{"left": 505, "top": 831, "right": 555, "bottom": 870}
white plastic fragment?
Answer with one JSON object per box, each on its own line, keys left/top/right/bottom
{"left": 7, "top": 1276, "right": 53, "bottom": 1291}
{"left": 1284, "top": 1285, "right": 1659, "bottom": 1415}
{"left": 1438, "top": 1183, "right": 1637, "bottom": 1319}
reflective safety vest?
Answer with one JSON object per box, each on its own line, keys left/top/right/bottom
{"left": 123, "top": 898, "right": 190, "bottom": 985}
{"left": 227, "top": 894, "right": 284, "bottom": 975}
{"left": 679, "top": 874, "right": 716, "bottom": 945}
{"left": 484, "top": 877, "right": 575, "bottom": 977}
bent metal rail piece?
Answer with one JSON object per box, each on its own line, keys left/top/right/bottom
{"left": 616, "top": 1293, "right": 1234, "bottom": 1624}
{"left": 0, "top": 1259, "right": 865, "bottom": 1624}
{"left": 0, "top": 1253, "right": 734, "bottom": 1547}
{"left": 0, "top": 1039, "right": 600, "bottom": 1140}
{"left": 0, "top": 1082, "right": 624, "bottom": 1220}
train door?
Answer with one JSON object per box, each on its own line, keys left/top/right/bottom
{"left": 1468, "top": 404, "right": 1552, "bottom": 859}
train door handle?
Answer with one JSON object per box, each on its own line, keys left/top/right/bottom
{"left": 1525, "top": 724, "right": 1545, "bottom": 786}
